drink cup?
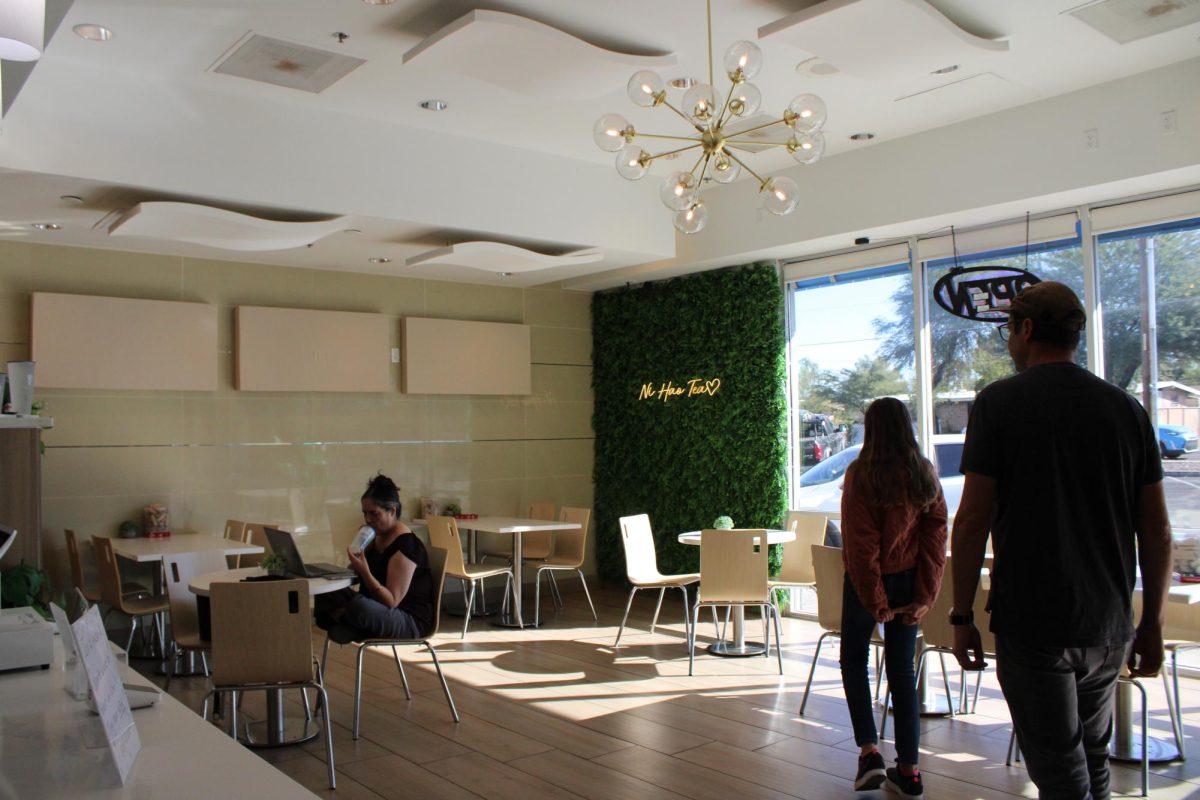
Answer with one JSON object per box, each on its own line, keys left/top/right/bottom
{"left": 351, "top": 525, "right": 375, "bottom": 555}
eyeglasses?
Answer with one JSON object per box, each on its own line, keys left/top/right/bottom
{"left": 996, "top": 321, "right": 1011, "bottom": 342}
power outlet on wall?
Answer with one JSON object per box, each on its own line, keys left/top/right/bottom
{"left": 390, "top": 348, "right": 400, "bottom": 364}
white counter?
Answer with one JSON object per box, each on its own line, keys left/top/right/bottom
{"left": 0, "top": 415, "right": 53, "bottom": 429}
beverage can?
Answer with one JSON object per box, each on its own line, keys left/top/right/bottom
{"left": 351, "top": 525, "right": 376, "bottom": 555}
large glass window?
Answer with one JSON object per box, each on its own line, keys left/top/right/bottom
{"left": 1098, "top": 218, "right": 1200, "bottom": 537}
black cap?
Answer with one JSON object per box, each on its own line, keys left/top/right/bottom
{"left": 1009, "top": 280, "right": 1085, "bottom": 332}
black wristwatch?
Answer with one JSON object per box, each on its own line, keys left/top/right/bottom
{"left": 948, "top": 610, "right": 974, "bottom": 626}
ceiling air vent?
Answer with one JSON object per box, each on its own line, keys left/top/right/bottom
{"left": 1068, "top": 0, "right": 1200, "bottom": 44}
{"left": 211, "top": 33, "right": 365, "bottom": 93}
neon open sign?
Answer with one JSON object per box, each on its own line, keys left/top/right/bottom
{"left": 932, "top": 267, "right": 1040, "bottom": 321}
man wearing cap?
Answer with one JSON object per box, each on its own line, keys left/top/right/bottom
{"left": 949, "top": 281, "right": 1172, "bottom": 799}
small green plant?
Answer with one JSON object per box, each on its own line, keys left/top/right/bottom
{"left": 442, "top": 502, "right": 462, "bottom": 516}
{"left": 1, "top": 561, "right": 56, "bottom": 618}
{"left": 712, "top": 515, "right": 734, "bottom": 529}
{"left": 261, "top": 553, "right": 289, "bottom": 576}
{"left": 118, "top": 520, "right": 139, "bottom": 539}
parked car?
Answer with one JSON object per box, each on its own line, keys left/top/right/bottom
{"left": 799, "top": 411, "right": 845, "bottom": 469}
{"left": 1160, "top": 424, "right": 1199, "bottom": 459}
{"left": 794, "top": 434, "right": 966, "bottom": 519}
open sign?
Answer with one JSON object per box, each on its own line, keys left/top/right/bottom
{"left": 932, "top": 267, "right": 1040, "bottom": 321}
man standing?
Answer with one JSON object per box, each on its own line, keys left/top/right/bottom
{"left": 950, "top": 281, "right": 1172, "bottom": 799}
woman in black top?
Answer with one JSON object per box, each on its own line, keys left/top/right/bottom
{"left": 316, "top": 475, "right": 435, "bottom": 643}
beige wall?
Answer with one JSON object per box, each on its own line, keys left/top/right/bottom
{"left": 0, "top": 241, "right": 594, "bottom": 593}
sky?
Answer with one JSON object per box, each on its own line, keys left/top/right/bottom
{"left": 789, "top": 274, "right": 908, "bottom": 374}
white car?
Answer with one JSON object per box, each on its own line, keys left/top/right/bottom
{"left": 793, "top": 434, "right": 966, "bottom": 520}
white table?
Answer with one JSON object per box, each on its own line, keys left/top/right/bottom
{"left": 677, "top": 529, "right": 794, "bottom": 656}
{"left": 418, "top": 516, "right": 581, "bottom": 628}
{"left": 109, "top": 533, "right": 263, "bottom": 564}
{"left": 188, "top": 567, "right": 351, "bottom": 748}
{"left": 0, "top": 638, "right": 318, "bottom": 799}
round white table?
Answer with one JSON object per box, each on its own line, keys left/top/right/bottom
{"left": 677, "top": 529, "right": 794, "bottom": 657}
{"left": 189, "top": 567, "right": 353, "bottom": 748}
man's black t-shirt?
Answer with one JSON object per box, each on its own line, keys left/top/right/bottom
{"left": 960, "top": 362, "right": 1162, "bottom": 647}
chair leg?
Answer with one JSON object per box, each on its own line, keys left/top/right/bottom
{"left": 650, "top": 587, "right": 665, "bottom": 634}
{"left": 316, "top": 683, "right": 336, "bottom": 789}
{"left": 353, "top": 643, "right": 367, "bottom": 740}
{"left": 164, "top": 641, "right": 177, "bottom": 692}
{"left": 200, "top": 651, "right": 210, "bottom": 677}
{"left": 229, "top": 690, "right": 239, "bottom": 739}
{"left": 762, "top": 605, "right": 770, "bottom": 659}
{"left": 614, "top": 586, "right": 638, "bottom": 648}
{"left": 548, "top": 571, "right": 563, "bottom": 610}
{"left": 301, "top": 686, "right": 313, "bottom": 721}
{"left": 1172, "top": 648, "right": 1191, "bottom": 761}
{"left": 577, "top": 570, "right": 598, "bottom": 621}
{"left": 873, "top": 643, "right": 884, "bottom": 701}
{"left": 1162, "top": 669, "right": 1185, "bottom": 762}
{"left": 392, "top": 645, "right": 412, "bottom": 700}
{"left": 880, "top": 686, "right": 891, "bottom": 741}
{"left": 506, "top": 571, "right": 522, "bottom": 627}
{"left": 771, "top": 604, "right": 784, "bottom": 675}
{"left": 799, "top": 632, "right": 832, "bottom": 716}
{"left": 679, "top": 586, "right": 693, "bottom": 648}
{"left": 1128, "top": 678, "right": 1149, "bottom": 797}
{"left": 1006, "top": 728, "right": 1022, "bottom": 765}
{"left": 534, "top": 567, "right": 544, "bottom": 628}
{"left": 462, "top": 580, "right": 476, "bottom": 639}
{"left": 689, "top": 603, "right": 701, "bottom": 676}
{"left": 426, "top": 643, "right": 460, "bottom": 723}
{"left": 937, "top": 651, "right": 955, "bottom": 717}
{"left": 124, "top": 617, "right": 138, "bottom": 665}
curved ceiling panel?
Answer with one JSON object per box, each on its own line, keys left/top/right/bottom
{"left": 402, "top": 10, "right": 676, "bottom": 100}
{"left": 758, "top": 0, "right": 1008, "bottom": 81}
{"left": 405, "top": 242, "right": 604, "bottom": 273}
{"left": 106, "top": 202, "right": 346, "bottom": 251}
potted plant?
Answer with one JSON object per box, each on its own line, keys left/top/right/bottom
{"left": 260, "top": 553, "right": 289, "bottom": 578}
{"left": 442, "top": 502, "right": 462, "bottom": 518}
{"left": 712, "top": 515, "right": 734, "bottom": 529}
{"left": 118, "top": 520, "right": 140, "bottom": 539}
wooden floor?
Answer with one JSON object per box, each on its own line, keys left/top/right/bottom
{"left": 134, "top": 585, "right": 1200, "bottom": 799}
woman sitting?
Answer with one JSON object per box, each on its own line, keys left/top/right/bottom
{"left": 316, "top": 474, "right": 435, "bottom": 643}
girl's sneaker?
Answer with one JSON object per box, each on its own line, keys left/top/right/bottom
{"left": 854, "top": 750, "right": 886, "bottom": 790}
{"left": 885, "top": 766, "right": 924, "bottom": 799}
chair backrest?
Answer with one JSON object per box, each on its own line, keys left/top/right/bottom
{"left": 920, "top": 555, "right": 956, "bottom": 650}
{"left": 618, "top": 514, "right": 661, "bottom": 583}
{"left": 210, "top": 578, "right": 313, "bottom": 686}
{"left": 239, "top": 522, "right": 269, "bottom": 569}
{"left": 223, "top": 519, "right": 248, "bottom": 568}
{"left": 426, "top": 516, "right": 467, "bottom": 577}
{"left": 776, "top": 511, "right": 827, "bottom": 585}
{"left": 811, "top": 544, "right": 845, "bottom": 633}
{"left": 92, "top": 536, "right": 125, "bottom": 609}
{"left": 553, "top": 507, "right": 591, "bottom": 567}
{"left": 699, "top": 529, "right": 769, "bottom": 603}
{"left": 523, "top": 501, "right": 557, "bottom": 558}
{"left": 425, "top": 545, "right": 449, "bottom": 638}
{"left": 163, "top": 550, "right": 228, "bottom": 644}
{"left": 64, "top": 528, "right": 87, "bottom": 593}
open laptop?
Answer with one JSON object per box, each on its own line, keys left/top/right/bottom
{"left": 264, "top": 527, "right": 355, "bottom": 580}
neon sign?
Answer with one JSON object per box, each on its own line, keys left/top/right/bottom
{"left": 638, "top": 378, "right": 722, "bottom": 402}
{"left": 932, "top": 267, "right": 1040, "bottom": 321}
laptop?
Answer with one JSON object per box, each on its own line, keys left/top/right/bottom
{"left": 264, "top": 527, "right": 355, "bottom": 580}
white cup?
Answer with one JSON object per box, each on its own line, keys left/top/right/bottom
{"left": 6, "top": 361, "right": 34, "bottom": 416}
{"left": 350, "top": 525, "right": 375, "bottom": 555}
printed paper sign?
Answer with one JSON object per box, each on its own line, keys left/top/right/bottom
{"left": 71, "top": 605, "right": 141, "bottom": 784}
{"left": 48, "top": 602, "right": 88, "bottom": 700}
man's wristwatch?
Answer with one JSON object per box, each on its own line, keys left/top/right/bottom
{"left": 948, "top": 609, "right": 974, "bottom": 626}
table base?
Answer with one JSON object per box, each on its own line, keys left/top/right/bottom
{"left": 241, "top": 719, "right": 321, "bottom": 749}
{"left": 708, "top": 641, "right": 767, "bottom": 657}
{"left": 491, "top": 613, "right": 529, "bottom": 629}
{"left": 876, "top": 695, "right": 953, "bottom": 717}
{"left": 1110, "top": 735, "right": 1181, "bottom": 764}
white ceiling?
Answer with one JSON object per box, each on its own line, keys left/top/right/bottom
{"left": 0, "top": 0, "right": 1198, "bottom": 288}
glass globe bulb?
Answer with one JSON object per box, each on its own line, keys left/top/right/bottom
{"left": 788, "top": 131, "right": 826, "bottom": 165}
{"left": 673, "top": 202, "right": 708, "bottom": 235}
{"left": 615, "top": 144, "right": 649, "bottom": 180}
{"left": 762, "top": 176, "right": 799, "bottom": 216}
{"left": 660, "top": 171, "right": 699, "bottom": 211}
{"left": 627, "top": 70, "right": 665, "bottom": 107}
{"left": 728, "top": 83, "right": 761, "bottom": 118}
{"left": 786, "top": 93, "right": 828, "bottom": 133}
{"left": 682, "top": 83, "right": 717, "bottom": 125}
{"left": 723, "top": 40, "right": 762, "bottom": 81}
{"left": 710, "top": 154, "right": 741, "bottom": 184}
{"left": 593, "top": 113, "right": 631, "bottom": 152}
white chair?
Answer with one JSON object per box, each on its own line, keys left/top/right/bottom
{"left": 770, "top": 511, "right": 827, "bottom": 599}
{"left": 427, "top": 515, "right": 517, "bottom": 635}
{"left": 532, "top": 507, "right": 597, "bottom": 626}
{"left": 161, "top": 550, "right": 225, "bottom": 690}
{"left": 93, "top": 536, "right": 169, "bottom": 664}
{"left": 689, "top": 529, "right": 783, "bottom": 675}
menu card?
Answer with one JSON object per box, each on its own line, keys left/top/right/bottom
{"left": 71, "top": 605, "right": 141, "bottom": 784}
{"left": 48, "top": 602, "right": 89, "bottom": 700}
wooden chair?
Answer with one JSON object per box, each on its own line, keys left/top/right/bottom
{"left": 800, "top": 545, "right": 854, "bottom": 715}
{"left": 161, "top": 550, "right": 226, "bottom": 690}
{"left": 203, "top": 579, "right": 335, "bottom": 789}
{"left": 770, "top": 511, "right": 827, "bottom": 596}
{"left": 222, "top": 519, "right": 248, "bottom": 568}
{"left": 64, "top": 528, "right": 146, "bottom": 610}
{"left": 320, "top": 545, "right": 460, "bottom": 738}
{"left": 614, "top": 513, "right": 713, "bottom": 648}
{"left": 427, "top": 515, "right": 517, "bottom": 635}
{"left": 239, "top": 522, "right": 269, "bottom": 569}
{"left": 92, "top": 536, "right": 169, "bottom": 664}
{"left": 531, "top": 507, "right": 597, "bottom": 626}
{"left": 689, "top": 529, "right": 783, "bottom": 675}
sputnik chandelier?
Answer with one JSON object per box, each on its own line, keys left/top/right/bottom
{"left": 593, "top": 0, "right": 828, "bottom": 235}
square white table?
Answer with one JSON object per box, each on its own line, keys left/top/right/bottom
{"left": 109, "top": 533, "right": 263, "bottom": 564}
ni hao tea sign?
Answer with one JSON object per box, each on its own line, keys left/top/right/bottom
{"left": 639, "top": 378, "right": 722, "bottom": 402}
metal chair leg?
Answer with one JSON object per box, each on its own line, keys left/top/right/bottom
{"left": 688, "top": 603, "right": 701, "bottom": 675}
{"left": 391, "top": 645, "right": 411, "bottom": 699}
{"left": 124, "top": 617, "right": 138, "bottom": 665}
{"left": 937, "top": 651, "right": 955, "bottom": 717}
{"left": 462, "top": 581, "right": 477, "bottom": 638}
{"left": 534, "top": 567, "right": 544, "bottom": 628}
{"left": 353, "top": 644, "right": 367, "bottom": 740}
{"left": 548, "top": 571, "right": 563, "bottom": 610}
{"left": 1162, "top": 669, "right": 1185, "bottom": 764}
{"left": 880, "top": 686, "right": 891, "bottom": 741}
{"left": 680, "top": 586, "right": 693, "bottom": 647}
{"left": 771, "top": 604, "right": 784, "bottom": 675}
{"left": 301, "top": 685, "right": 312, "bottom": 721}
{"left": 762, "top": 605, "right": 770, "bottom": 658}
{"left": 229, "top": 690, "right": 239, "bottom": 739}
{"left": 614, "top": 586, "right": 638, "bottom": 648}
{"left": 650, "top": 587, "right": 665, "bottom": 633}
{"left": 426, "top": 643, "right": 460, "bottom": 722}
{"left": 799, "top": 632, "right": 833, "bottom": 716}
{"left": 1006, "top": 728, "right": 1022, "bottom": 765}
{"left": 577, "top": 570, "right": 598, "bottom": 621}
{"left": 317, "top": 684, "right": 336, "bottom": 789}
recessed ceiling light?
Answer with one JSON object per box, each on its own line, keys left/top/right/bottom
{"left": 931, "top": 64, "right": 959, "bottom": 75}
{"left": 796, "top": 57, "right": 839, "bottom": 77}
{"left": 343, "top": 228, "right": 362, "bottom": 235}
{"left": 73, "top": 24, "right": 114, "bottom": 42}
{"left": 33, "top": 223, "right": 62, "bottom": 231}
{"left": 59, "top": 195, "right": 84, "bottom": 204}
{"left": 419, "top": 99, "right": 448, "bottom": 111}
{"left": 368, "top": 256, "right": 391, "bottom": 264}
{"left": 849, "top": 132, "right": 876, "bottom": 141}
{"left": 669, "top": 76, "right": 697, "bottom": 89}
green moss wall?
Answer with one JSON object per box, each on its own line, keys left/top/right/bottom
{"left": 591, "top": 264, "right": 788, "bottom": 582}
